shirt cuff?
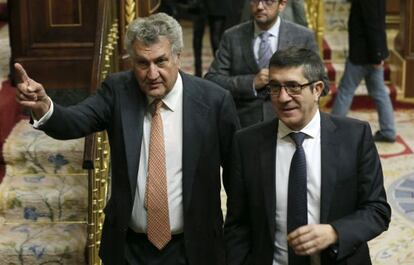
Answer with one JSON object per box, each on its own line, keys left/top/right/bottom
{"left": 253, "top": 80, "right": 257, "bottom": 97}
{"left": 32, "top": 97, "right": 54, "bottom": 128}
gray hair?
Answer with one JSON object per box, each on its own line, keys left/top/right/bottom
{"left": 269, "top": 47, "right": 330, "bottom": 95}
{"left": 125, "top": 12, "right": 184, "bottom": 58}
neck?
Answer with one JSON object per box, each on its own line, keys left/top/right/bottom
{"left": 256, "top": 17, "right": 278, "bottom": 31}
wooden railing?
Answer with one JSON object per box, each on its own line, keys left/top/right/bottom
{"left": 305, "top": 0, "right": 325, "bottom": 52}
{"left": 83, "top": 0, "right": 119, "bottom": 264}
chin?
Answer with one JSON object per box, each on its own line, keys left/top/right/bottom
{"left": 280, "top": 117, "right": 300, "bottom": 129}
{"left": 147, "top": 88, "right": 166, "bottom": 98}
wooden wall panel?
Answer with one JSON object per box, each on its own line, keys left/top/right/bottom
{"left": 49, "top": 0, "right": 82, "bottom": 25}
{"left": 399, "top": 0, "right": 414, "bottom": 97}
{"left": 386, "top": 1, "right": 400, "bottom": 15}
{"left": 386, "top": 0, "right": 400, "bottom": 28}
{"left": 9, "top": 0, "right": 98, "bottom": 91}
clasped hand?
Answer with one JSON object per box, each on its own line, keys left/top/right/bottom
{"left": 287, "top": 224, "right": 338, "bottom": 256}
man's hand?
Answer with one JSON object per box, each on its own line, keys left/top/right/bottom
{"left": 373, "top": 60, "right": 384, "bottom": 69}
{"left": 287, "top": 224, "right": 338, "bottom": 256}
{"left": 14, "top": 63, "right": 51, "bottom": 119}
{"left": 254, "top": 68, "right": 269, "bottom": 90}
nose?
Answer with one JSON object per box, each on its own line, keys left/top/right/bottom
{"left": 276, "top": 87, "right": 292, "bottom": 102}
{"left": 257, "top": 0, "right": 265, "bottom": 8}
{"left": 147, "top": 64, "right": 159, "bottom": 80}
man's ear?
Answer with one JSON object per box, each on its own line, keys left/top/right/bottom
{"left": 174, "top": 52, "right": 181, "bottom": 64}
{"left": 278, "top": 0, "right": 288, "bottom": 11}
{"left": 313, "top": 80, "right": 324, "bottom": 100}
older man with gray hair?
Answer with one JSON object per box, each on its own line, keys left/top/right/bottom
{"left": 14, "top": 12, "right": 239, "bottom": 265}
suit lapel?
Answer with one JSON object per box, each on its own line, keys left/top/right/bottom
{"left": 319, "top": 113, "right": 339, "bottom": 223}
{"left": 260, "top": 119, "right": 278, "bottom": 239}
{"left": 241, "top": 21, "right": 260, "bottom": 73}
{"left": 121, "top": 71, "right": 146, "bottom": 197}
{"left": 181, "top": 73, "right": 209, "bottom": 212}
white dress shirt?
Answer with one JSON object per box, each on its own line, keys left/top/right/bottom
{"left": 130, "top": 73, "right": 184, "bottom": 234}
{"left": 33, "top": 74, "right": 185, "bottom": 234}
{"left": 32, "top": 97, "right": 54, "bottom": 128}
{"left": 252, "top": 17, "right": 281, "bottom": 96}
{"left": 273, "top": 110, "right": 322, "bottom": 265}
{"left": 253, "top": 16, "right": 281, "bottom": 62}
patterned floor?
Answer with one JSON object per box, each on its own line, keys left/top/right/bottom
{"left": 347, "top": 110, "right": 414, "bottom": 264}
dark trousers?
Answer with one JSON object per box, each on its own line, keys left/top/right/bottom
{"left": 192, "top": 14, "right": 226, "bottom": 77}
{"left": 124, "top": 229, "right": 188, "bottom": 265}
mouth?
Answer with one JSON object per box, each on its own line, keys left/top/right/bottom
{"left": 148, "top": 82, "right": 162, "bottom": 89}
{"left": 280, "top": 106, "right": 298, "bottom": 115}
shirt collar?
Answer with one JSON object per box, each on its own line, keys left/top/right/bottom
{"left": 147, "top": 72, "right": 183, "bottom": 112}
{"left": 278, "top": 109, "right": 321, "bottom": 140}
{"left": 254, "top": 16, "right": 281, "bottom": 39}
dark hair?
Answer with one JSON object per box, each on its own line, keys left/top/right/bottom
{"left": 269, "top": 47, "right": 330, "bottom": 95}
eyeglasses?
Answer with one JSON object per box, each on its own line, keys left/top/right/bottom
{"left": 266, "top": 81, "right": 317, "bottom": 96}
{"left": 250, "top": 0, "right": 277, "bottom": 6}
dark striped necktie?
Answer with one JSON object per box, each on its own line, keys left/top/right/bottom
{"left": 287, "top": 132, "right": 310, "bottom": 265}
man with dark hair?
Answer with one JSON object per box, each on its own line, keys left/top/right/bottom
{"left": 225, "top": 47, "right": 391, "bottom": 265}
{"left": 15, "top": 13, "right": 239, "bottom": 265}
{"left": 205, "top": 0, "right": 318, "bottom": 128}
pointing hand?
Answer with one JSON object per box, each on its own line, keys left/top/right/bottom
{"left": 14, "top": 63, "right": 51, "bottom": 119}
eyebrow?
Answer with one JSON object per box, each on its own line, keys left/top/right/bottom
{"left": 268, "top": 80, "right": 301, "bottom": 84}
{"left": 134, "top": 53, "right": 169, "bottom": 63}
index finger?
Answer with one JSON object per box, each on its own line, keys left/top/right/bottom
{"left": 287, "top": 225, "right": 311, "bottom": 241}
{"left": 14, "top": 63, "right": 30, "bottom": 84}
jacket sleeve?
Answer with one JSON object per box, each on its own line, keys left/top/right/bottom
{"left": 39, "top": 76, "right": 115, "bottom": 139}
{"left": 224, "top": 135, "right": 252, "bottom": 265}
{"left": 360, "top": 0, "right": 388, "bottom": 63}
{"left": 205, "top": 32, "right": 257, "bottom": 98}
{"left": 220, "top": 90, "right": 241, "bottom": 191}
{"left": 330, "top": 122, "right": 391, "bottom": 260}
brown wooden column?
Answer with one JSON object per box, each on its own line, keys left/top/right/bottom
{"left": 399, "top": 0, "right": 414, "bottom": 97}
{"left": 386, "top": 1, "right": 400, "bottom": 28}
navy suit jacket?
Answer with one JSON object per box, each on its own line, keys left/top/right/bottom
{"left": 39, "top": 70, "right": 240, "bottom": 265}
{"left": 224, "top": 112, "right": 391, "bottom": 265}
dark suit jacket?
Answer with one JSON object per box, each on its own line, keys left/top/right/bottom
{"left": 348, "top": 0, "right": 389, "bottom": 64}
{"left": 205, "top": 19, "right": 318, "bottom": 128}
{"left": 224, "top": 112, "right": 391, "bottom": 265}
{"left": 39, "top": 71, "right": 240, "bottom": 265}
